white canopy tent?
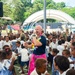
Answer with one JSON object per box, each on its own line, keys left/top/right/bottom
{"left": 1, "top": 17, "right": 12, "bottom": 20}
{"left": 22, "top": 9, "right": 75, "bottom": 26}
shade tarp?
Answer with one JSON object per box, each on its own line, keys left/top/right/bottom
{"left": 11, "top": 25, "right": 20, "bottom": 30}
{"left": 7, "top": 25, "right": 20, "bottom": 30}
{"left": 2, "top": 17, "right": 12, "bottom": 20}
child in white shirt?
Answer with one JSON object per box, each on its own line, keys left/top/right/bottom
{"left": 62, "top": 50, "right": 74, "bottom": 69}
{"left": 19, "top": 44, "right": 29, "bottom": 74}
{"left": 30, "top": 58, "right": 50, "bottom": 75}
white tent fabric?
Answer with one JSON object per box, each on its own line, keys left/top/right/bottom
{"left": 1, "top": 17, "right": 12, "bottom": 20}
{"left": 22, "top": 9, "right": 75, "bottom": 26}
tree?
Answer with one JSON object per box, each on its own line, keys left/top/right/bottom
{"left": 56, "top": 2, "right": 66, "bottom": 9}
{"left": 1, "top": 0, "right": 75, "bottom": 24}
{"left": 3, "top": 4, "right": 12, "bottom": 17}
{"left": 62, "top": 7, "right": 75, "bottom": 19}
{"left": 13, "top": 0, "right": 32, "bottom": 22}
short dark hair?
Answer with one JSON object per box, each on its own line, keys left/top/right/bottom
{"left": 54, "top": 55, "right": 69, "bottom": 71}
{"left": 0, "top": 48, "right": 12, "bottom": 61}
{"left": 35, "top": 58, "right": 47, "bottom": 69}
{"left": 66, "top": 69, "right": 75, "bottom": 75}
{"left": 67, "top": 36, "right": 71, "bottom": 42}
{"left": 52, "top": 48, "right": 59, "bottom": 54}
{"left": 58, "top": 40, "right": 62, "bottom": 45}
{"left": 72, "top": 42, "right": 75, "bottom": 46}
{"left": 21, "top": 44, "right": 25, "bottom": 48}
{"left": 63, "top": 50, "right": 70, "bottom": 55}
{"left": 3, "top": 45, "right": 9, "bottom": 49}
{"left": 61, "top": 39, "right": 65, "bottom": 44}
{"left": 16, "top": 41, "right": 21, "bottom": 44}
{"left": 52, "top": 36, "right": 56, "bottom": 39}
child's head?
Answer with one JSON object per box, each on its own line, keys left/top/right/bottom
{"left": 0, "top": 48, "right": 12, "bottom": 61}
{"left": 66, "top": 69, "right": 75, "bottom": 75}
{"left": 52, "top": 36, "right": 56, "bottom": 43}
{"left": 16, "top": 41, "right": 21, "bottom": 47}
{"left": 52, "top": 48, "right": 59, "bottom": 56}
{"left": 35, "top": 58, "right": 47, "bottom": 74}
{"left": 71, "top": 42, "right": 75, "bottom": 57}
{"left": 5, "top": 36, "right": 9, "bottom": 42}
{"left": 4, "top": 48, "right": 12, "bottom": 59}
{"left": 62, "top": 50, "right": 70, "bottom": 58}
{"left": 54, "top": 55, "right": 69, "bottom": 73}
{"left": 0, "top": 50, "right": 6, "bottom": 61}
{"left": 58, "top": 40, "right": 62, "bottom": 45}
{"left": 21, "top": 44, "right": 25, "bottom": 48}
{"left": 3, "top": 45, "right": 9, "bottom": 49}
{"left": 46, "top": 39, "right": 49, "bottom": 46}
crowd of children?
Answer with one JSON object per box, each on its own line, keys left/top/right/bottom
{"left": 0, "top": 26, "right": 75, "bottom": 75}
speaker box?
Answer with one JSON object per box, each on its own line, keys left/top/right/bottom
{"left": 0, "top": 2, "right": 3, "bottom": 17}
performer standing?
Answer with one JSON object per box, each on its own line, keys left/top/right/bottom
{"left": 24, "top": 25, "right": 47, "bottom": 75}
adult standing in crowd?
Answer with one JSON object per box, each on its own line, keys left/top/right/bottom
{"left": 18, "top": 29, "right": 26, "bottom": 41}
{"left": 24, "top": 25, "right": 47, "bottom": 75}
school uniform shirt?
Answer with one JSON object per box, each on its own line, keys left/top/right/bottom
{"left": 65, "top": 41, "right": 71, "bottom": 49}
{"left": 20, "top": 40, "right": 24, "bottom": 45}
{"left": 68, "top": 57, "right": 74, "bottom": 69}
{"left": 46, "top": 46, "right": 49, "bottom": 57}
{"left": 3, "top": 41, "right": 11, "bottom": 47}
{"left": 30, "top": 69, "right": 39, "bottom": 75}
{"left": 16, "top": 38, "right": 20, "bottom": 41}
{"left": 0, "top": 62, "right": 3, "bottom": 71}
{"left": 59, "top": 69, "right": 69, "bottom": 75}
{"left": 57, "top": 45, "right": 65, "bottom": 55}
{"left": 52, "top": 56, "right": 59, "bottom": 75}
{"left": 71, "top": 56, "right": 75, "bottom": 69}
{"left": 71, "top": 56, "right": 75, "bottom": 61}
{"left": 11, "top": 52, "right": 17, "bottom": 60}
{"left": 0, "top": 61, "right": 8, "bottom": 75}
{"left": 0, "top": 60, "right": 8, "bottom": 70}
{"left": 30, "top": 68, "right": 48, "bottom": 75}
{"left": 0, "top": 40, "right": 3, "bottom": 50}
{"left": 11, "top": 39, "right": 17, "bottom": 51}
{"left": 17, "top": 46, "right": 22, "bottom": 56}
{"left": 20, "top": 48, "right": 29, "bottom": 62}
{"left": 49, "top": 42, "right": 58, "bottom": 50}
{"left": 3, "top": 59, "right": 12, "bottom": 70}
{"left": 4, "top": 59, "right": 13, "bottom": 75}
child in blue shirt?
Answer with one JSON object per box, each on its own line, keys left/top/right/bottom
{"left": 0, "top": 48, "right": 16, "bottom": 75}
{"left": 52, "top": 48, "right": 59, "bottom": 75}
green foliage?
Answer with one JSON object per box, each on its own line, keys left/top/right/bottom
{"left": 13, "top": 2, "right": 24, "bottom": 22}
{"left": 13, "top": 0, "right": 32, "bottom": 22}
{"left": 24, "top": 11, "right": 31, "bottom": 20}
{"left": 21, "top": 0, "right": 32, "bottom": 6}
{"left": 3, "top": 4, "right": 12, "bottom": 17}
{"left": 47, "top": 3, "right": 56, "bottom": 9}
{"left": 56, "top": 2, "right": 66, "bottom": 9}
{"left": 0, "top": 18, "right": 13, "bottom": 25}
{"left": 0, "top": 0, "right": 75, "bottom": 25}
{"left": 62, "top": 7, "right": 75, "bottom": 19}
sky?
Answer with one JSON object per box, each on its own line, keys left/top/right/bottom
{"left": 53, "top": 0, "right": 75, "bottom": 7}
{"left": 8, "top": 0, "right": 75, "bottom": 7}
{"left": 32, "top": 0, "right": 75, "bottom": 7}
